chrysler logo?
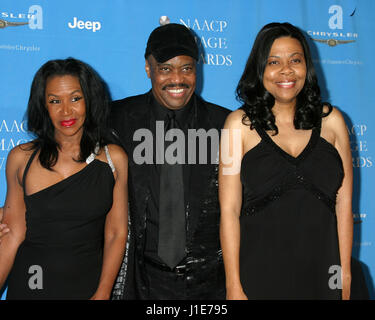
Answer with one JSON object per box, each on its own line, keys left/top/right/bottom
{"left": 312, "top": 38, "right": 355, "bottom": 47}
{"left": 0, "top": 19, "right": 29, "bottom": 29}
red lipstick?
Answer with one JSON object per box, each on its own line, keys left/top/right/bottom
{"left": 60, "top": 119, "right": 76, "bottom": 127}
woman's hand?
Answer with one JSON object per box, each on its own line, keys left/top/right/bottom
{"left": 90, "top": 291, "right": 111, "bottom": 300}
{"left": 226, "top": 287, "right": 248, "bottom": 300}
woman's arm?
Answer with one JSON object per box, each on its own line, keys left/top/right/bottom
{"left": 0, "top": 147, "right": 27, "bottom": 288}
{"left": 0, "top": 207, "right": 10, "bottom": 242}
{"left": 90, "top": 144, "right": 128, "bottom": 300}
{"left": 323, "top": 107, "right": 353, "bottom": 300}
{"left": 219, "top": 110, "right": 247, "bottom": 300}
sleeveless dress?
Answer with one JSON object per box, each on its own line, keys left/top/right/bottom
{"left": 6, "top": 146, "right": 115, "bottom": 299}
{"left": 240, "top": 125, "right": 343, "bottom": 299}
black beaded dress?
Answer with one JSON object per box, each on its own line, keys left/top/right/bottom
{"left": 6, "top": 147, "right": 115, "bottom": 300}
{"left": 240, "top": 124, "right": 343, "bottom": 299}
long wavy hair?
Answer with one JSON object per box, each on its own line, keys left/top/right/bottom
{"left": 26, "top": 58, "right": 112, "bottom": 170}
{"left": 236, "top": 22, "right": 331, "bottom": 134}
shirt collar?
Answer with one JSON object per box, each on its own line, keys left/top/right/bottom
{"left": 150, "top": 92, "right": 194, "bottom": 126}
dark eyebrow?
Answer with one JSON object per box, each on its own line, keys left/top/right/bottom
{"left": 157, "top": 63, "right": 172, "bottom": 67}
{"left": 70, "top": 90, "right": 82, "bottom": 95}
{"left": 289, "top": 52, "right": 304, "bottom": 57}
{"left": 156, "top": 63, "right": 194, "bottom": 68}
{"left": 47, "top": 89, "right": 82, "bottom": 97}
{"left": 268, "top": 52, "right": 304, "bottom": 59}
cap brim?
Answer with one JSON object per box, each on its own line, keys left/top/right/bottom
{"left": 151, "top": 46, "right": 198, "bottom": 63}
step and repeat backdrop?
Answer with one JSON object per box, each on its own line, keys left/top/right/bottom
{"left": 0, "top": 0, "right": 374, "bottom": 299}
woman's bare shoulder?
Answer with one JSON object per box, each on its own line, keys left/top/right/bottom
{"left": 7, "top": 142, "right": 35, "bottom": 164}
{"left": 321, "top": 106, "right": 349, "bottom": 146}
{"left": 322, "top": 106, "right": 346, "bottom": 131}
{"left": 5, "top": 142, "right": 36, "bottom": 185}
{"left": 224, "top": 108, "right": 253, "bottom": 131}
{"left": 106, "top": 144, "right": 127, "bottom": 160}
{"left": 225, "top": 108, "right": 246, "bottom": 123}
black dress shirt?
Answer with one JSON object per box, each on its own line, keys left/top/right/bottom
{"left": 144, "top": 93, "right": 195, "bottom": 265}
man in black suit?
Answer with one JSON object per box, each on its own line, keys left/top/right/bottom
{"left": 110, "top": 23, "right": 230, "bottom": 299}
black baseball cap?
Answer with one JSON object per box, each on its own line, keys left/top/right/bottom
{"left": 144, "top": 23, "right": 199, "bottom": 63}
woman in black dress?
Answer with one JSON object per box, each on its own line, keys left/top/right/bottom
{"left": 0, "top": 58, "right": 128, "bottom": 299}
{"left": 219, "top": 23, "right": 353, "bottom": 299}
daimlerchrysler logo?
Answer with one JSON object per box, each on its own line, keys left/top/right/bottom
{"left": 309, "top": 5, "right": 357, "bottom": 47}
{"left": 0, "top": 19, "right": 28, "bottom": 29}
{"left": 0, "top": 5, "right": 43, "bottom": 30}
{"left": 312, "top": 38, "right": 355, "bottom": 47}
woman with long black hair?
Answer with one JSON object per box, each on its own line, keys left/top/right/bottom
{"left": 0, "top": 58, "right": 128, "bottom": 299}
{"left": 219, "top": 23, "right": 353, "bottom": 300}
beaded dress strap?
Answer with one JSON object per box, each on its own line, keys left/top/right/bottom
{"left": 85, "top": 144, "right": 100, "bottom": 165}
{"left": 85, "top": 144, "right": 115, "bottom": 172}
{"left": 104, "top": 145, "right": 115, "bottom": 172}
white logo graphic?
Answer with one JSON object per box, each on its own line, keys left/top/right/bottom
{"left": 0, "top": 119, "right": 31, "bottom": 170}
{"left": 68, "top": 17, "right": 101, "bottom": 32}
{"left": 28, "top": 5, "right": 43, "bottom": 30}
{"left": 328, "top": 5, "right": 343, "bottom": 30}
{"left": 309, "top": 4, "right": 357, "bottom": 47}
{"left": 179, "top": 17, "right": 232, "bottom": 67}
{"left": 348, "top": 123, "right": 373, "bottom": 168}
{"left": 0, "top": 5, "right": 43, "bottom": 30}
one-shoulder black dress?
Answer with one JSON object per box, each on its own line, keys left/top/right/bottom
{"left": 6, "top": 148, "right": 114, "bottom": 299}
{"left": 240, "top": 125, "right": 343, "bottom": 299}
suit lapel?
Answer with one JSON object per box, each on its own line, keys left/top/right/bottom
{"left": 187, "top": 96, "right": 218, "bottom": 241}
{"left": 126, "top": 95, "right": 153, "bottom": 221}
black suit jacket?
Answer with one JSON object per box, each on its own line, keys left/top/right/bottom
{"left": 110, "top": 91, "right": 230, "bottom": 299}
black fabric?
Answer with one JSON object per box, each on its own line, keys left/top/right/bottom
{"left": 144, "top": 23, "right": 199, "bottom": 62}
{"left": 144, "top": 95, "right": 193, "bottom": 265}
{"left": 240, "top": 125, "right": 344, "bottom": 299}
{"left": 158, "top": 110, "right": 186, "bottom": 268}
{"left": 350, "top": 257, "right": 370, "bottom": 300}
{"left": 109, "top": 91, "right": 230, "bottom": 300}
{"left": 6, "top": 154, "right": 114, "bottom": 299}
{"left": 144, "top": 260, "right": 187, "bottom": 299}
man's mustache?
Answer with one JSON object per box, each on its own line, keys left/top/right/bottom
{"left": 162, "top": 83, "right": 190, "bottom": 90}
